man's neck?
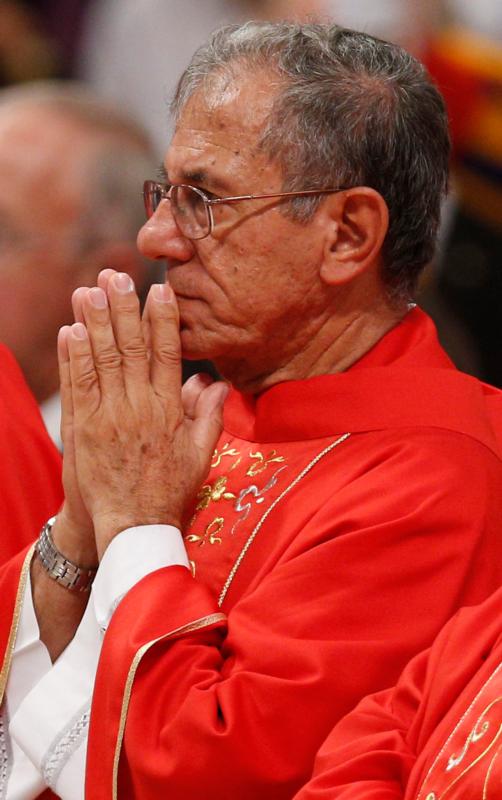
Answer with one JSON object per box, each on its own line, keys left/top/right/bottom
{"left": 214, "top": 299, "right": 407, "bottom": 395}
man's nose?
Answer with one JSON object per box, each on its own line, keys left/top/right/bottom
{"left": 137, "top": 200, "right": 195, "bottom": 262}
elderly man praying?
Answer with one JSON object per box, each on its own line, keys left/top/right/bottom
{"left": 1, "top": 21, "right": 502, "bottom": 800}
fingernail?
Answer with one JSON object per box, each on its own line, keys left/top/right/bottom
{"left": 153, "top": 283, "right": 173, "bottom": 303}
{"left": 58, "top": 325, "right": 71, "bottom": 342}
{"left": 215, "top": 382, "right": 230, "bottom": 403}
{"left": 114, "top": 273, "right": 135, "bottom": 293}
{"left": 72, "top": 322, "right": 88, "bottom": 340}
{"left": 185, "top": 372, "right": 213, "bottom": 388}
{"left": 89, "top": 287, "right": 108, "bottom": 309}
{"left": 57, "top": 326, "right": 71, "bottom": 356}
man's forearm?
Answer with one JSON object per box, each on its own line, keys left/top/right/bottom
{"left": 31, "top": 558, "right": 89, "bottom": 662}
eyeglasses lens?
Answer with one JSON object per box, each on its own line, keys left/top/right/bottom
{"left": 171, "top": 185, "right": 210, "bottom": 239}
{"left": 143, "top": 181, "right": 163, "bottom": 218}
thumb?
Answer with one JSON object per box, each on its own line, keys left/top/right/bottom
{"left": 191, "top": 381, "right": 229, "bottom": 459}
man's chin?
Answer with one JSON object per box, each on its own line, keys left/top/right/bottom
{"left": 180, "top": 331, "right": 221, "bottom": 380}
{"left": 179, "top": 328, "right": 213, "bottom": 362}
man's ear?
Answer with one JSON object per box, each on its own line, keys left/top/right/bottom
{"left": 319, "top": 188, "right": 389, "bottom": 286}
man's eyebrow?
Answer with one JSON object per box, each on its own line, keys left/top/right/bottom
{"left": 161, "top": 164, "right": 231, "bottom": 193}
{"left": 182, "top": 169, "right": 209, "bottom": 185}
{"left": 183, "top": 169, "right": 233, "bottom": 193}
{"left": 157, "top": 164, "right": 168, "bottom": 181}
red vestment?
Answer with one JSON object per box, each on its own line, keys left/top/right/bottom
{"left": 1, "top": 309, "right": 501, "bottom": 799}
{"left": 0, "top": 344, "right": 62, "bottom": 565}
{"left": 295, "top": 585, "right": 502, "bottom": 800}
{"left": 0, "top": 346, "right": 62, "bottom": 800}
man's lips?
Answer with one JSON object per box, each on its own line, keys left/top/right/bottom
{"left": 173, "top": 292, "right": 203, "bottom": 307}
{"left": 171, "top": 285, "right": 206, "bottom": 303}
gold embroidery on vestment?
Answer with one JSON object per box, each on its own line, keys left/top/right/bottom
{"left": 186, "top": 517, "right": 225, "bottom": 547}
{"left": 440, "top": 711, "right": 502, "bottom": 799}
{"left": 195, "top": 476, "right": 236, "bottom": 511}
{"left": 211, "top": 443, "right": 241, "bottom": 469}
{"left": 246, "top": 450, "right": 286, "bottom": 477}
{"left": 187, "top": 448, "right": 289, "bottom": 564}
{"left": 188, "top": 475, "right": 237, "bottom": 529}
{"left": 447, "top": 709, "right": 492, "bottom": 771}
{"left": 218, "top": 433, "right": 351, "bottom": 607}
{"left": 416, "top": 660, "right": 502, "bottom": 800}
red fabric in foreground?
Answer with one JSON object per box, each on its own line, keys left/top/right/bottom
{"left": 294, "top": 586, "right": 502, "bottom": 800}
{"left": 0, "top": 346, "right": 61, "bottom": 800}
{"left": 0, "top": 344, "right": 62, "bottom": 565}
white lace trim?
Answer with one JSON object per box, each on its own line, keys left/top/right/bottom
{"left": 41, "top": 704, "right": 90, "bottom": 790}
{"left": 0, "top": 705, "right": 12, "bottom": 800}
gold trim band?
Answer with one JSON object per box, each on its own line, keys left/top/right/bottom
{"left": 0, "top": 545, "right": 35, "bottom": 706}
{"left": 112, "top": 612, "right": 226, "bottom": 799}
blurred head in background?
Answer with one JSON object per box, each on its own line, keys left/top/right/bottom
{"left": 0, "top": 82, "right": 156, "bottom": 411}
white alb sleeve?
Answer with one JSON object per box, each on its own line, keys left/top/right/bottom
{"left": 3, "top": 569, "right": 51, "bottom": 800}
{"left": 7, "top": 524, "right": 188, "bottom": 800}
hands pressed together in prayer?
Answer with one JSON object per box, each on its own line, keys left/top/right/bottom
{"left": 54, "top": 269, "right": 229, "bottom": 563}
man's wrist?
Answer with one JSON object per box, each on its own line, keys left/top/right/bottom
{"left": 36, "top": 517, "right": 98, "bottom": 592}
{"left": 52, "top": 509, "right": 98, "bottom": 567}
{"left": 92, "top": 511, "right": 182, "bottom": 559}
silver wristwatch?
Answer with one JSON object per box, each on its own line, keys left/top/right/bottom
{"left": 35, "top": 516, "right": 98, "bottom": 592}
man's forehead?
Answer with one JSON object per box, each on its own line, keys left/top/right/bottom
{"left": 165, "top": 71, "right": 277, "bottom": 180}
{"left": 183, "top": 68, "right": 277, "bottom": 129}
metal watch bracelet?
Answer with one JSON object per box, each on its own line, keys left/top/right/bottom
{"left": 35, "top": 516, "right": 98, "bottom": 592}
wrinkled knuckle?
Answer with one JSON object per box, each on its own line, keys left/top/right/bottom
{"left": 94, "top": 348, "right": 122, "bottom": 372}
{"left": 121, "top": 337, "right": 148, "bottom": 361}
{"left": 117, "top": 300, "right": 140, "bottom": 317}
{"left": 156, "top": 342, "right": 181, "bottom": 366}
{"left": 73, "top": 361, "right": 98, "bottom": 392}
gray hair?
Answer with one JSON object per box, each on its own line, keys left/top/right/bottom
{"left": 0, "top": 81, "right": 155, "bottom": 251}
{"left": 173, "top": 22, "right": 451, "bottom": 302}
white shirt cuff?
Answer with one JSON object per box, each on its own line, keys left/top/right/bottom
{"left": 92, "top": 524, "right": 189, "bottom": 630}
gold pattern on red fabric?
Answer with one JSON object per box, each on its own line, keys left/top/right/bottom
{"left": 417, "top": 661, "right": 502, "bottom": 799}
{"left": 184, "top": 444, "right": 290, "bottom": 577}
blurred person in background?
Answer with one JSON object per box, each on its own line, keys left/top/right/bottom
{"left": 0, "top": 1, "right": 58, "bottom": 85}
{"left": 0, "top": 82, "right": 157, "bottom": 447}
{"left": 0, "top": 0, "right": 93, "bottom": 82}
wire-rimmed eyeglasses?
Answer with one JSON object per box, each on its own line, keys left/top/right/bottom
{"left": 143, "top": 180, "right": 349, "bottom": 240}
